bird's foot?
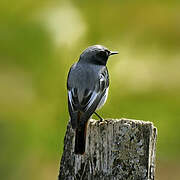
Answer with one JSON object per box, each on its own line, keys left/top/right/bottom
{"left": 94, "top": 112, "right": 104, "bottom": 122}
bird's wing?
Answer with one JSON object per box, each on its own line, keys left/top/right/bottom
{"left": 67, "top": 65, "right": 109, "bottom": 128}
{"left": 79, "top": 67, "right": 109, "bottom": 124}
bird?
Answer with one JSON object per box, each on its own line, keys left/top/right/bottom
{"left": 67, "top": 45, "right": 118, "bottom": 155}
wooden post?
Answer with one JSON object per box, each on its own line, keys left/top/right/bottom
{"left": 59, "top": 118, "right": 157, "bottom": 180}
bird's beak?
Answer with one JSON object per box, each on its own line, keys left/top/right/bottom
{"left": 109, "top": 51, "right": 118, "bottom": 56}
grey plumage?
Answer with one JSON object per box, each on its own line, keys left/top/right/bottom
{"left": 67, "top": 45, "right": 118, "bottom": 154}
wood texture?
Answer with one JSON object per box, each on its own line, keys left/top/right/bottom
{"left": 59, "top": 118, "right": 157, "bottom": 180}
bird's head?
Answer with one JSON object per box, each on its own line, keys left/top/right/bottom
{"left": 79, "top": 45, "right": 118, "bottom": 65}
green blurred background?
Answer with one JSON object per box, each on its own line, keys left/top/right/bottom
{"left": 0, "top": 0, "right": 180, "bottom": 179}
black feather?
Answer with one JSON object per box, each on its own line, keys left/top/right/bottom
{"left": 74, "top": 122, "right": 87, "bottom": 154}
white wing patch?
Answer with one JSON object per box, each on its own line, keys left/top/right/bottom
{"left": 68, "top": 91, "right": 74, "bottom": 110}
{"left": 84, "top": 91, "right": 97, "bottom": 111}
{"left": 96, "top": 87, "right": 109, "bottom": 110}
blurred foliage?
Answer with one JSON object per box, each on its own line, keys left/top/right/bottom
{"left": 0, "top": 0, "right": 180, "bottom": 179}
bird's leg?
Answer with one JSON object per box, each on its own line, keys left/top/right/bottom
{"left": 94, "top": 112, "right": 103, "bottom": 122}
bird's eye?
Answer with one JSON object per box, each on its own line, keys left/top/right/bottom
{"left": 97, "top": 51, "right": 106, "bottom": 58}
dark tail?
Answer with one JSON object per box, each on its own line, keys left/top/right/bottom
{"left": 74, "top": 123, "right": 87, "bottom": 155}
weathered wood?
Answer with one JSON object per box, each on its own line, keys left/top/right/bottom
{"left": 59, "top": 118, "right": 157, "bottom": 180}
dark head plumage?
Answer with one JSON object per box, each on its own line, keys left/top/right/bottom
{"left": 79, "top": 45, "right": 118, "bottom": 65}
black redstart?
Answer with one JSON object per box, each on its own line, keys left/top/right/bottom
{"left": 67, "top": 45, "right": 118, "bottom": 154}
